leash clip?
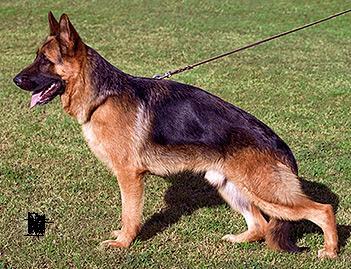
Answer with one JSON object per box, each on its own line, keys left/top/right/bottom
{"left": 153, "top": 71, "right": 172, "bottom": 80}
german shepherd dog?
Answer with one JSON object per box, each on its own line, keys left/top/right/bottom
{"left": 13, "top": 12, "right": 338, "bottom": 258}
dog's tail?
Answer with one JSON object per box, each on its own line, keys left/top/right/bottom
{"left": 265, "top": 219, "right": 301, "bottom": 252}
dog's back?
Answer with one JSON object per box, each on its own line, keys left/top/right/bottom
{"left": 130, "top": 77, "right": 298, "bottom": 173}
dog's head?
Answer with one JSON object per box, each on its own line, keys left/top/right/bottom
{"left": 13, "top": 12, "right": 84, "bottom": 108}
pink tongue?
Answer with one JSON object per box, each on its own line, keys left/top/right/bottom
{"left": 30, "top": 92, "right": 42, "bottom": 108}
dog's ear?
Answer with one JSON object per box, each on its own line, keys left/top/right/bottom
{"left": 48, "top": 11, "right": 59, "bottom": 36}
{"left": 58, "top": 13, "right": 81, "bottom": 55}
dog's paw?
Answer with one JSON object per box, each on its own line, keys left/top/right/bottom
{"left": 222, "top": 230, "right": 265, "bottom": 243}
{"left": 99, "top": 239, "right": 130, "bottom": 249}
{"left": 111, "top": 230, "right": 122, "bottom": 238}
{"left": 99, "top": 230, "right": 134, "bottom": 249}
{"left": 222, "top": 234, "right": 242, "bottom": 243}
{"left": 317, "top": 248, "right": 338, "bottom": 259}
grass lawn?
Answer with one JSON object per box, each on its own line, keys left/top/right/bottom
{"left": 1, "top": 0, "right": 350, "bottom": 268}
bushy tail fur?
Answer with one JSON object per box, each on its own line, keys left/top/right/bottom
{"left": 265, "top": 218, "right": 301, "bottom": 252}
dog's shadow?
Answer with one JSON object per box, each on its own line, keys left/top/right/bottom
{"left": 138, "top": 173, "right": 351, "bottom": 250}
{"left": 139, "top": 172, "right": 223, "bottom": 241}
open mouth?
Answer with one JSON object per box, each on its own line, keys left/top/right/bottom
{"left": 30, "top": 80, "right": 64, "bottom": 108}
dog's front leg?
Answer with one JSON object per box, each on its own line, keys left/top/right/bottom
{"left": 101, "top": 168, "right": 144, "bottom": 248}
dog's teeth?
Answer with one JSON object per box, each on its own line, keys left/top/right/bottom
{"left": 48, "top": 83, "right": 55, "bottom": 91}
{"left": 40, "top": 83, "right": 56, "bottom": 97}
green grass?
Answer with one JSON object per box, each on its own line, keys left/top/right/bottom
{"left": 1, "top": 0, "right": 350, "bottom": 268}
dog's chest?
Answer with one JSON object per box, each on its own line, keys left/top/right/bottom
{"left": 82, "top": 122, "right": 114, "bottom": 169}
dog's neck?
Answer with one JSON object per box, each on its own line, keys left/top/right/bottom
{"left": 86, "top": 47, "right": 130, "bottom": 95}
{"left": 61, "top": 46, "right": 130, "bottom": 124}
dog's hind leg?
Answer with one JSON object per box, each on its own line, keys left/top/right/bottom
{"left": 260, "top": 197, "right": 338, "bottom": 258}
{"left": 205, "top": 170, "right": 268, "bottom": 243}
{"left": 223, "top": 155, "right": 338, "bottom": 258}
{"left": 101, "top": 168, "right": 144, "bottom": 248}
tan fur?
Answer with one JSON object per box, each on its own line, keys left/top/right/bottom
{"left": 81, "top": 96, "right": 147, "bottom": 247}
{"left": 59, "top": 57, "right": 93, "bottom": 123}
{"left": 82, "top": 96, "right": 142, "bottom": 171}
{"left": 221, "top": 148, "right": 338, "bottom": 258}
{"left": 40, "top": 37, "right": 61, "bottom": 63}
{"left": 223, "top": 148, "right": 306, "bottom": 206}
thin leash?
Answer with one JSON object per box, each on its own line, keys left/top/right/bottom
{"left": 153, "top": 8, "right": 351, "bottom": 80}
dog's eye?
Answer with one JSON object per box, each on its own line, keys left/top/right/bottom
{"left": 36, "top": 54, "right": 53, "bottom": 72}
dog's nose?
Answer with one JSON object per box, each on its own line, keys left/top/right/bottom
{"left": 13, "top": 73, "right": 40, "bottom": 91}
{"left": 13, "top": 75, "right": 23, "bottom": 87}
